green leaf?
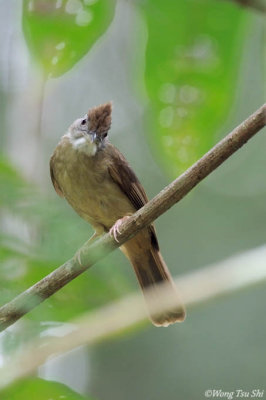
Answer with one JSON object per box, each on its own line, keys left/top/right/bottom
{"left": 22, "top": 0, "right": 116, "bottom": 77}
{"left": 0, "top": 377, "right": 94, "bottom": 400}
{"left": 0, "top": 155, "right": 31, "bottom": 207}
{"left": 139, "top": 0, "right": 248, "bottom": 175}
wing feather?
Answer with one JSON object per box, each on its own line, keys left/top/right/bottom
{"left": 107, "top": 145, "right": 159, "bottom": 250}
{"left": 50, "top": 155, "right": 64, "bottom": 197}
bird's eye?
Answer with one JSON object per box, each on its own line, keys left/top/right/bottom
{"left": 81, "top": 119, "right": 87, "bottom": 126}
{"left": 103, "top": 132, "right": 108, "bottom": 138}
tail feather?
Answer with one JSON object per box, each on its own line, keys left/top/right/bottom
{"left": 124, "top": 247, "right": 186, "bottom": 327}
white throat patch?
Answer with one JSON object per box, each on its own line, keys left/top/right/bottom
{"left": 65, "top": 131, "right": 97, "bottom": 157}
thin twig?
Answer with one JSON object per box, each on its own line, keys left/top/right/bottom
{"left": 0, "top": 104, "right": 265, "bottom": 332}
{"left": 0, "top": 245, "right": 266, "bottom": 389}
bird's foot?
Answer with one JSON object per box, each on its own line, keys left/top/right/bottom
{"left": 109, "top": 216, "right": 130, "bottom": 243}
{"left": 75, "top": 232, "right": 99, "bottom": 267}
{"left": 76, "top": 249, "right": 84, "bottom": 267}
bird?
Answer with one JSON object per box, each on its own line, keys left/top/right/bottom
{"left": 50, "top": 102, "right": 185, "bottom": 326}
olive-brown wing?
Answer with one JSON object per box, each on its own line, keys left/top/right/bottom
{"left": 50, "top": 154, "right": 64, "bottom": 197}
{"left": 107, "top": 145, "right": 159, "bottom": 251}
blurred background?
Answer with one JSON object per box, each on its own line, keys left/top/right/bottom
{"left": 0, "top": 0, "right": 265, "bottom": 399}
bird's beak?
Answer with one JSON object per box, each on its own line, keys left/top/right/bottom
{"left": 87, "top": 131, "right": 97, "bottom": 143}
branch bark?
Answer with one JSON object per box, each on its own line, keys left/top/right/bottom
{"left": 0, "top": 104, "right": 265, "bottom": 332}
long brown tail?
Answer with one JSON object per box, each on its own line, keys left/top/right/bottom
{"left": 121, "top": 244, "right": 186, "bottom": 326}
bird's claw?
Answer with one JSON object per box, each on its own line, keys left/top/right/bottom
{"left": 110, "top": 221, "right": 123, "bottom": 242}
{"left": 109, "top": 217, "right": 130, "bottom": 243}
{"left": 76, "top": 249, "right": 84, "bottom": 267}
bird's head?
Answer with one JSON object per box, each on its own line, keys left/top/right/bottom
{"left": 67, "top": 102, "right": 112, "bottom": 156}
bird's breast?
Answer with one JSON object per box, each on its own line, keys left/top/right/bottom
{"left": 53, "top": 139, "right": 135, "bottom": 229}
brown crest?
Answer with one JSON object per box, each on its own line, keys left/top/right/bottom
{"left": 87, "top": 102, "right": 112, "bottom": 137}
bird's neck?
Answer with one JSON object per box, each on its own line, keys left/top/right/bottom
{"left": 64, "top": 130, "right": 97, "bottom": 157}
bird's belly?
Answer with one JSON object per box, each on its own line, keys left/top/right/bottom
{"left": 60, "top": 169, "right": 135, "bottom": 230}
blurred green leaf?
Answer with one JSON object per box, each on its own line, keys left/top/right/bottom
{"left": 22, "top": 0, "right": 116, "bottom": 77}
{"left": 139, "top": 0, "right": 248, "bottom": 174}
{"left": 0, "top": 377, "right": 94, "bottom": 400}
{"left": 0, "top": 155, "right": 31, "bottom": 207}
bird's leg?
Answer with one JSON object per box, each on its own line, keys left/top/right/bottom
{"left": 76, "top": 231, "right": 100, "bottom": 267}
{"left": 87, "top": 231, "right": 101, "bottom": 244}
{"left": 109, "top": 216, "right": 131, "bottom": 243}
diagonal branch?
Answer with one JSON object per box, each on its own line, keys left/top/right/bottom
{"left": 0, "top": 104, "right": 265, "bottom": 332}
